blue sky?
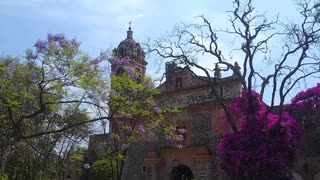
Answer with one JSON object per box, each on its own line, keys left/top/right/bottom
{"left": 0, "top": 0, "right": 314, "bottom": 133}
{"left": 0, "top": 0, "right": 298, "bottom": 76}
{"left": 0, "top": 0, "right": 313, "bottom": 87}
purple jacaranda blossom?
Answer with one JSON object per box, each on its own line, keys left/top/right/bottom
{"left": 125, "top": 66, "right": 135, "bottom": 75}
{"left": 148, "top": 81, "right": 155, "bottom": 89}
{"left": 176, "top": 134, "right": 184, "bottom": 142}
{"left": 26, "top": 49, "right": 37, "bottom": 60}
{"left": 48, "top": 33, "right": 64, "bottom": 42}
{"left": 101, "top": 94, "right": 109, "bottom": 101}
{"left": 5, "top": 64, "right": 13, "bottom": 76}
{"left": 88, "top": 93, "right": 94, "bottom": 99}
{"left": 57, "top": 67, "right": 65, "bottom": 74}
{"left": 35, "top": 40, "right": 47, "bottom": 53}
{"left": 132, "top": 89, "right": 138, "bottom": 94}
{"left": 47, "top": 33, "right": 55, "bottom": 42}
{"left": 28, "top": 71, "right": 38, "bottom": 79}
{"left": 153, "top": 107, "right": 161, "bottom": 114}
{"left": 170, "top": 126, "right": 176, "bottom": 131}
{"left": 59, "top": 39, "right": 67, "bottom": 48}
{"left": 148, "top": 132, "right": 155, "bottom": 138}
{"left": 37, "top": 126, "right": 45, "bottom": 133}
{"left": 150, "top": 99, "right": 157, "bottom": 106}
{"left": 151, "top": 122, "right": 159, "bottom": 128}
{"left": 70, "top": 38, "right": 80, "bottom": 48}
{"left": 126, "top": 113, "right": 132, "bottom": 118}
{"left": 52, "top": 43, "right": 60, "bottom": 55}
{"left": 112, "top": 56, "right": 131, "bottom": 66}
{"left": 121, "top": 143, "right": 128, "bottom": 150}
{"left": 93, "top": 64, "right": 99, "bottom": 71}
{"left": 91, "top": 58, "right": 100, "bottom": 65}
{"left": 165, "top": 134, "right": 172, "bottom": 140}
{"left": 115, "top": 134, "right": 120, "bottom": 140}
{"left": 137, "top": 125, "right": 145, "bottom": 133}
{"left": 0, "top": 56, "right": 5, "bottom": 62}
{"left": 64, "top": 109, "right": 72, "bottom": 116}
{"left": 177, "top": 128, "right": 187, "bottom": 134}
{"left": 99, "top": 50, "right": 109, "bottom": 60}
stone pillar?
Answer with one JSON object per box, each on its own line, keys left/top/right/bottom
{"left": 144, "top": 149, "right": 161, "bottom": 180}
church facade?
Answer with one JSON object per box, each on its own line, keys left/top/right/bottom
{"left": 88, "top": 28, "right": 320, "bottom": 180}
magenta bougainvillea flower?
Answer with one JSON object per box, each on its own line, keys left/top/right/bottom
{"left": 286, "top": 83, "right": 320, "bottom": 115}
{"left": 217, "top": 90, "right": 303, "bottom": 180}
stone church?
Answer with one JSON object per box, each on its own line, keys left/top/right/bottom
{"left": 88, "top": 27, "right": 320, "bottom": 180}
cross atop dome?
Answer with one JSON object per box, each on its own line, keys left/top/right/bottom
{"left": 127, "top": 21, "right": 133, "bottom": 39}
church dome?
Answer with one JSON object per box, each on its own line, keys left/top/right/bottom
{"left": 115, "top": 26, "right": 144, "bottom": 60}
{"left": 112, "top": 24, "right": 148, "bottom": 77}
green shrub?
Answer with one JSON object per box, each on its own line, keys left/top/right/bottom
{"left": 89, "top": 159, "right": 114, "bottom": 180}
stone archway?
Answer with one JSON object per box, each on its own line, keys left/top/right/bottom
{"left": 170, "top": 164, "right": 194, "bottom": 180}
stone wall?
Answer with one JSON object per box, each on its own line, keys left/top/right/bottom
{"left": 122, "top": 142, "right": 150, "bottom": 180}
{"left": 191, "top": 113, "right": 211, "bottom": 146}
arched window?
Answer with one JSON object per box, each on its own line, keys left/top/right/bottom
{"left": 176, "top": 78, "right": 182, "bottom": 88}
{"left": 118, "top": 47, "right": 125, "bottom": 57}
{"left": 137, "top": 48, "right": 142, "bottom": 59}
{"left": 134, "top": 68, "right": 142, "bottom": 83}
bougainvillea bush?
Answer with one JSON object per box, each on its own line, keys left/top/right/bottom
{"left": 217, "top": 90, "right": 303, "bottom": 180}
{"left": 286, "top": 83, "right": 320, "bottom": 115}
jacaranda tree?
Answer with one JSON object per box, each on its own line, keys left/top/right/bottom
{"left": 0, "top": 33, "right": 109, "bottom": 177}
{"left": 95, "top": 56, "right": 182, "bottom": 180}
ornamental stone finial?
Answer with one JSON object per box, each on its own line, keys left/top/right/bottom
{"left": 214, "top": 63, "right": 221, "bottom": 79}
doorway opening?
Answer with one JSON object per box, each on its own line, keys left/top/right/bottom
{"left": 170, "top": 164, "right": 194, "bottom": 180}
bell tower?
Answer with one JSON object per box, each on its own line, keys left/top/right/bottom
{"left": 112, "top": 23, "right": 147, "bottom": 77}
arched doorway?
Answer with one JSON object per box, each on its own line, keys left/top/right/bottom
{"left": 170, "top": 164, "right": 194, "bottom": 180}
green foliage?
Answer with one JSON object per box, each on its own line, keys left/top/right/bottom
{"left": 0, "top": 173, "right": 8, "bottom": 180}
{"left": 89, "top": 159, "right": 115, "bottom": 180}
{"left": 72, "top": 148, "right": 85, "bottom": 161}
